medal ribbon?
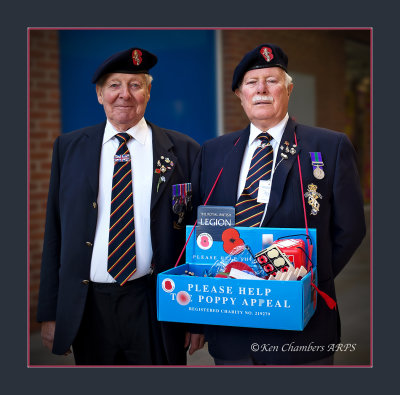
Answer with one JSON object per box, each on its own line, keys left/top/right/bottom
{"left": 310, "top": 152, "right": 324, "bottom": 172}
{"left": 172, "top": 183, "right": 192, "bottom": 211}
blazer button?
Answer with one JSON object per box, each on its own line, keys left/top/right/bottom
{"left": 92, "top": 202, "right": 97, "bottom": 209}
{"left": 82, "top": 280, "right": 89, "bottom": 285}
{"left": 86, "top": 241, "right": 93, "bottom": 247}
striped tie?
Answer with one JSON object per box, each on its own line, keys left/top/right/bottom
{"left": 108, "top": 133, "right": 136, "bottom": 285}
{"left": 235, "top": 132, "right": 273, "bottom": 227}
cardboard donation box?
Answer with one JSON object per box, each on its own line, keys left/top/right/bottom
{"left": 157, "top": 225, "right": 317, "bottom": 331}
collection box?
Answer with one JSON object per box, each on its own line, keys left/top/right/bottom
{"left": 157, "top": 226, "right": 317, "bottom": 331}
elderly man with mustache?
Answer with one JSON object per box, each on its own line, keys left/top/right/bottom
{"left": 192, "top": 43, "right": 365, "bottom": 365}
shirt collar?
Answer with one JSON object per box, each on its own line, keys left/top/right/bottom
{"left": 249, "top": 113, "right": 289, "bottom": 147}
{"left": 103, "top": 117, "right": 149, "bottom": 145}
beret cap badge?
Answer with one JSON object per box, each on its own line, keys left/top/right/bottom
{"left": 132, "top": 49, "right": 143, "bottom": 66}
{"left": 260, "top": 46, "right": 274, "bottom": 62}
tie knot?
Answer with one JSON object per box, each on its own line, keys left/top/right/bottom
{"left": 257, "top": 132, "right": 272, "bottom": 143}
{"left": 115, "top": 133, "right": 131, "bottom": 145}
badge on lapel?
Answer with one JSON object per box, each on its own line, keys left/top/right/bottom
{"left": 155, "top": 156, "right": 174, "bottom": 192}
{"left": 172, "top": 183, "right": 193, "bottom": 229}
{"left": 279, "top": 140, "right": 297, "bottom": 160}
{"left": 274, "top": 140, "right": 297, "bottom": 171}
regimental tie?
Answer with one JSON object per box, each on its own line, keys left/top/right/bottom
{"left": 108, "top": 133, "right": 136, "bottom": 285}
{"left": 235, "top": 132, "right": 273, "bottom": 227}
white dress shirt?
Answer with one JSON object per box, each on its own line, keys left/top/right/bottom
{"left": 90, "top": 118, "right": 153, "bottom": 282}
{"left": 236, "top": 113, "right": 289, "bottom": 225}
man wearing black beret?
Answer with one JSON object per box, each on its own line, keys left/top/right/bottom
{"left": 192, "top": 44, "right": 366, "bottom": 365}
{"left": 37, "top": 47, "right": 204, "bottom": 365}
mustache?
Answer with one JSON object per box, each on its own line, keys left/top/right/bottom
{"left": 252, "top": 95, "right": 274, "bottom": 103}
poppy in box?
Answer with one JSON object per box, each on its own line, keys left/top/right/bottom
{"left": 221, "top": 228, "right": 245, "bottom": 255}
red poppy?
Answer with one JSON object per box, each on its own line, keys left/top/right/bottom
{"left": 221, "top": 228, "right": 245, "bottom": 255}
{"left": 155, "top": 169, "right": 161, "bottom": 174}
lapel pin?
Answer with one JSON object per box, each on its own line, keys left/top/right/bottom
{"left": 155, "top": 156, "right": 174, "bottom": 192}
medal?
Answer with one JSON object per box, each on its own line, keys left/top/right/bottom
{"left": 313, "top": 166, "right": 325, "bottom": 180}
{"left": 172, "top": 183, "right": 193, "bottom": 225}
{"left": 310, "top": 152, "right": 325, "bottom": 180}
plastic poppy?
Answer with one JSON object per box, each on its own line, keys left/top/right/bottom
{"left": 221, "top": 228, "right": 245, "bottom": 255}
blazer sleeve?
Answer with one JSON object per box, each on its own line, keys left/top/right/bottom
{"left": 330, "top": 133, "right": 366, "bottom": 277}
{"left": 37, "top": 137, "right": 62, "bottom": 322}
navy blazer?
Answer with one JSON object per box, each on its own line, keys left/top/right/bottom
{"left": 37, "top": 120, "right": 200, "bottom": 363}
{"left": 192, "top": 118, "right": 366, "bottom": 364}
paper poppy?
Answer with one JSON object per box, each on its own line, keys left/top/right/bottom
{"left": 176, "top": 291, "right": 191, "bottom": 306}
{"left": 200, "top": 235, "right": 210, "bottom": 248}
{"left": 221, "top": 228, "right": 245, "bottom": 255}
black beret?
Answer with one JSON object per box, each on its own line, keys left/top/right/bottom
{"left": 231, "top": 44, "right": 288, "bottom": 91}
{"left": 92, "top": 47, "right": 157, "bottom": 84}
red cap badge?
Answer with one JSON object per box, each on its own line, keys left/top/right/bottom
{"left": 260, "top": 46, "right": 274, "bottom": 62}
{"left": 132, "top": 49, "right": 143, "bottom": 66}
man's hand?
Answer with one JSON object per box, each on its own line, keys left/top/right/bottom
{"left": 41, "top": 321, "right": 56, "bottom": 351}
{"left": 41, "top": 321, "right": 71, "bottom": 356}
{"left": 184, "top": 332, "right": 205, "bottom": 355}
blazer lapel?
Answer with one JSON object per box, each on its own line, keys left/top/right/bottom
{"left": 149, "top": 122, "right": 177, "bottom": 212}
{"left": 219, "top": 127, "right": 250, "bottom": 206}
{"left": 82, "top": 123, "right": 105, "bottom": 196}
{"left": 263, "top": 118, "right": 300, "bottom": 225}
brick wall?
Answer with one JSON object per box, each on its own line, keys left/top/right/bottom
{"left": 29, "top": 30, "right": 61, "bottom": 332}
{"left": 221, "top": 29, "right": 348, "bottom": 134}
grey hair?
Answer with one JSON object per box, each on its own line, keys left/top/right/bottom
{"left": 145, "top": 74, "right": 153, "bottom": 86}
{"left": 284, "top": 72, "right": 293, "bottom": 87}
